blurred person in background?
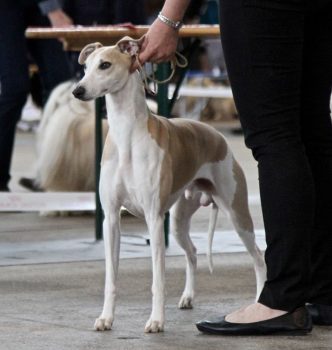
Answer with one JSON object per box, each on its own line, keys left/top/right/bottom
{"left": 0, "top": 0, "right": 72, "bottom": 192}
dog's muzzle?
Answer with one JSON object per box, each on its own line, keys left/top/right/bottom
{"left": 72, "top": 85, "right": 86, "bottom": 100}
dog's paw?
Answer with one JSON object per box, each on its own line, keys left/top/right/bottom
{"left": 178, "top": 295, "right": 194, "bottom": 309}
{"left": 94, "top": 317, "right": 113, "bottom": 331}
{"left": 144, "top": 319, "right": 164, "bottom": 333}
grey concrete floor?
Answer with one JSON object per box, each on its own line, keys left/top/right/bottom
{"left": 0, "top": 128, "right": 331, "bottom": 349}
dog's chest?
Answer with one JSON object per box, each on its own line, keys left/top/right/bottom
{"left": 102, "top": 130, "right": 166, "bottom": 213}
{"left": 117, "top": 171, "right": 161, "bottom": 218}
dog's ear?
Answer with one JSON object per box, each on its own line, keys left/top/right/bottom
{"left": 78, "top": 42, "right": 103, "bottom": 65}
{"left": 117, "top": 36, "right": 145, "bottom": 57}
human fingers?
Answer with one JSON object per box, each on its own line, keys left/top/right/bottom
{"left": 48, "top": 10, "right": 73, "bottom": 28}
{"left": 130, "top": 19, "right": 179, "bottom": 71}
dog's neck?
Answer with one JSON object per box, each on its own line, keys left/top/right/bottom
{"left": 105, "top": 71, "right": 147, "bottom": 124}
{"left": 105, "top": 71, "right": 149, "bottom": 154}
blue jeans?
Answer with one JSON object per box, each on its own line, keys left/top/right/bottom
{"left": 0, "top": 2, "right": 71, "bottom": 189}
{"left": 219, "top": 0, "right": 332, "bottom": 310}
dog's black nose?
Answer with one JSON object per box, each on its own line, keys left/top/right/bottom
{"left": 72, "top": 86, "right": 86, "bottom": 99}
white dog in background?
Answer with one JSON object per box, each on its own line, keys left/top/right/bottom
{"left": 35, "top": 81, "right": 108, "bottom": 193}
{"left": 19, "top": 81, "right": 108, "bottom": 216}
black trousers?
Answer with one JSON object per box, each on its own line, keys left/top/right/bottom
{"left": 0, "top": 3, "right": 71, "bottom": 189}
{"left": 219, "top": 0, "right": 332, "bottom": 311}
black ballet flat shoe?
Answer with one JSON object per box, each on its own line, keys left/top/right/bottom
{"left": 307, "top": 304, "right": 332, "bottom": 326}
{"left": 196, "top": 306, "right": 312, "bottom": 336}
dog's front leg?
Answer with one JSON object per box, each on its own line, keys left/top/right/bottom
{"left": 145, "top": 215, "right": 165, "bottom": 333}
{"left": 94, "top": 210, "right": 121, "bottom": 331}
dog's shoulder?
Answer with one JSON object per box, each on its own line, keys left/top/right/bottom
{"left": 146, "top": 113, "right": 228, "bottom": 160}
{"left": 146, "top": 113, "right": 172, "bottom": 150}
{"left": 169, "top": 119, "right": 228, "bottom": 155}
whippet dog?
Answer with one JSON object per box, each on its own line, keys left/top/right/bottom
{"left": 72, "top": 37, "right": 266, "bottom": 333}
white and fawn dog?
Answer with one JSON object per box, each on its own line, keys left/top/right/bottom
{"left": 73, "top": 37, "right": 266, "bottom": 333}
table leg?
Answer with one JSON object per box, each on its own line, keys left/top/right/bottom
{"left": 156, "top": 63, "right": 171, "bottom": 247}
{"left": 95, "top": 97, "right": 104, "bottom": 240}
{"left": 169, "top": 39, "right": 201, "bottom": 111}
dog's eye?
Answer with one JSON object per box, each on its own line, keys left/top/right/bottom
{"left": 83, "top": 64, "right": 87, "bottom": 70}
{"left": 99, "top": 62, "right": 112, "bottom": 70}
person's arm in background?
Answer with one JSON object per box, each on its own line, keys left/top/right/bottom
{"left": 38, "top": 0, "right": 73, "bottom": 27}
{"left": 131, "top": 0, "right": 191, "bottom": 70}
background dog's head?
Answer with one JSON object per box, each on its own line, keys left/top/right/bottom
{"left": 72, "top": 36, "right": 144, "bottom": 100}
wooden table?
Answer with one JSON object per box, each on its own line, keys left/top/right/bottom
{"left": 26, "top": 24, "right": 220, "bottom": 50}
{"left": 25, "top": 24, "right": 221, "bottom": 242}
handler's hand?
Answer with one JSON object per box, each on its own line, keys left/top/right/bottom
{"left": 130, "top": 19, "right": 179, "bottom": 72}
{"left": 48, "top": 9, "right": 73, "bottom": 28}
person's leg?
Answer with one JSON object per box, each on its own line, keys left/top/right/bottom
{"left": 0, "top": 5, "right": 30, "bottom": 190}
{"left": 300, "top": 2, "right": 332, "bottom": 306}
{"left": 26, "top": 5, "right": 72, "bottom": 105}
{"left": 219, "top": 0, "right": 313, "bottom": 319}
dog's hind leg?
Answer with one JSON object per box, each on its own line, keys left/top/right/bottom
{"left": 94, "top": 208, "right": 121, "bottom": 331}
{"left": 170, "top": 194, "right": 200, "bottom": 309}
{"left": 213, "top": 160, "right": 266, "bottom": 301}
{"left": 228, "top": 208, "right": 266, "bottom": 301}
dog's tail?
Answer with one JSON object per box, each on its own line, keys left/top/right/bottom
{"left": 207, "top": 202, "right": 218, "bottom": 274}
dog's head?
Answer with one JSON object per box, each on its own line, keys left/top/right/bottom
{"left": 72, "top": 36, "right": 144, "bottom": 101}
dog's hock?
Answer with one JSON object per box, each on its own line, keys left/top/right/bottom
{"left": 78, "top": 42, "right": 103, "bottom": 64}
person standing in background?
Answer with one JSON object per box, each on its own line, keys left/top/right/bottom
{"left": 0, "top": 0, "right": 72, "bottom": 192}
